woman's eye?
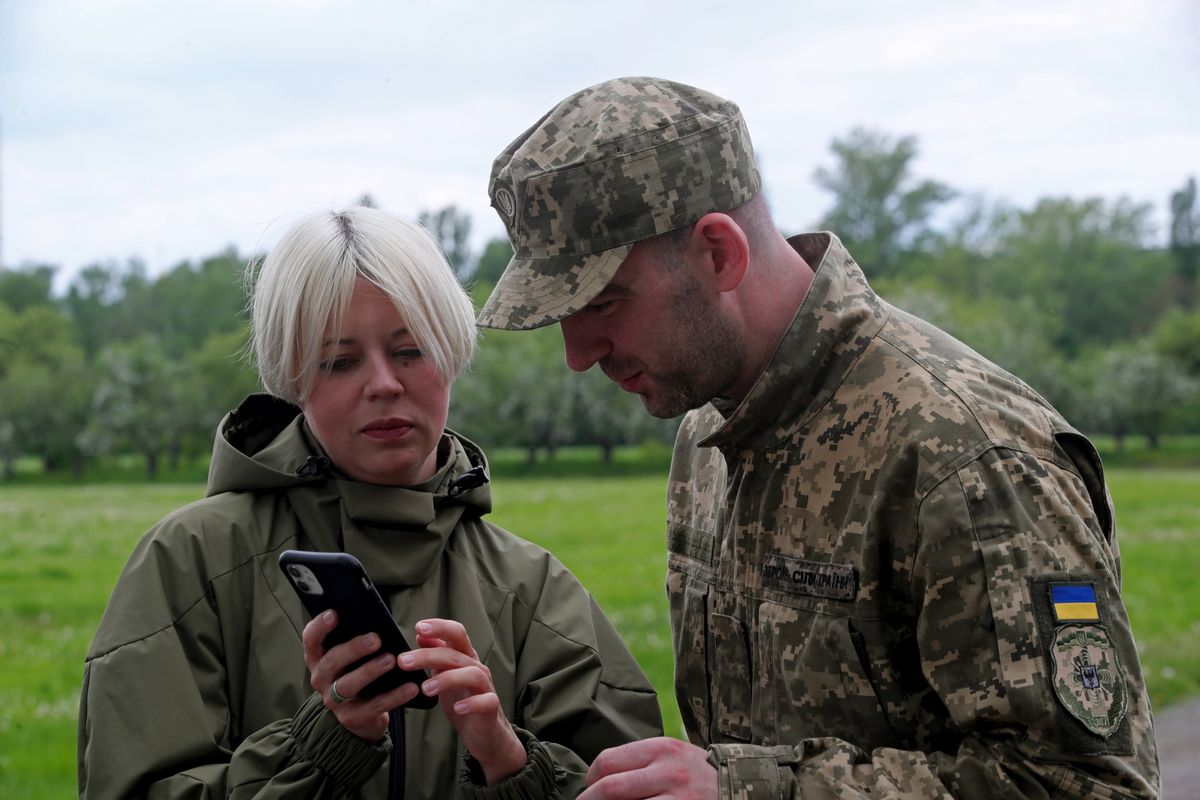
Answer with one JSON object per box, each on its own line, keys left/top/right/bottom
{"left": 395, "top": 348, "right": 423, "bottom": 360}
{"left": 320, "top": 357, "right": 355, "bottom": 372}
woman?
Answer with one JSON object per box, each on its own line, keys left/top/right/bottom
{"left": 77, "top": 207, "right": 663, "bottom": 798}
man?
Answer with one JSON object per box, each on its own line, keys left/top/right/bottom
{"left": 478, "top": 77, "right": 1159, "bottom": 799}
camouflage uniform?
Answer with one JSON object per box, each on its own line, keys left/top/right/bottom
{"left": 476, "top": 76, "right": 1161, "bottom": 798}
{"left": 668, "top": 232, "right": 1160, "bottom": 798}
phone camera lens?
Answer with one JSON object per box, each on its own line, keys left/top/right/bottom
{"left": 287, "top": 565, "right": 302, "bottom": 578}
{"left": 296, "top": 580, "right": 311, "bottom": 593}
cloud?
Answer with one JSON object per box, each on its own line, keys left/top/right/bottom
{"left": 2, "top": 0, "right": 1197, "bottom": 288}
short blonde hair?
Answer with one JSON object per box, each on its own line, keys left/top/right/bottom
{"left": 248, "top": 207, "right": 477, "bottom": 404}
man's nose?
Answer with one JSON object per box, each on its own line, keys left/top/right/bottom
{"left": 560, "top": 316, "right": 610, "bottom": 373}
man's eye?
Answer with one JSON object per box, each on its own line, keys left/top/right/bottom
{"left": 588, "top": 299, "right": 616, "bottom": 314}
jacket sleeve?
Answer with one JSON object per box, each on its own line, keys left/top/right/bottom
{"left": 458, "top": 558, "right": 665, "bottom": 798}
{"left": 706, "top": 446, "right": 1159, "bottom": 799}
{"left": 77, "top": 525, "right": 389, "bottom": 798}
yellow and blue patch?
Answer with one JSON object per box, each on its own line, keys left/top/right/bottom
{"left": 1051, "top": 583, "right": 1101, "bottom": 623}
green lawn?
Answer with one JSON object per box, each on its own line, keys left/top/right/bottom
{"left": 1, "top": 466, "right": 1197, "bottom": 797}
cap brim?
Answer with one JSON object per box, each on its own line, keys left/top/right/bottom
{"left": 476, "top": 244, "right": 633, "bottom": 331}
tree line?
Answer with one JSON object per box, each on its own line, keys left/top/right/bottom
{"left": 2, "top": 130, "right": 1198, "bottom": 479}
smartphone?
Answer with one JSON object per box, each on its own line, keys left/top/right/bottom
{"left": 278, "top": 549, "right": 435, "bottom": 709}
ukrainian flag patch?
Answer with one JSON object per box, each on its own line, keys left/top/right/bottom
{"left": 1051, "top": 583, "right": 1101, "bottom": 623}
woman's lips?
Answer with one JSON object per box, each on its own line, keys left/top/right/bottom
{"left": 362, "top": 419, "right": 413, "bottom": 440}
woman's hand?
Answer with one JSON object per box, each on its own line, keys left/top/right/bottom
{"left": 302, "top": 610, "right": 422, "bottom": 741}
{"left": 399, "top": 618, "right": 527, "bottom": 784}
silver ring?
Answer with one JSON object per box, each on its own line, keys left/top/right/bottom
{"left": 330, "top": 678, "right": 351, "bottom": 704}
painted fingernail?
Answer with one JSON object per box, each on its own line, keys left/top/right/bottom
{"left": 454, "top": 701, "right": 468, "bottom": 714}
{"left": 416, "top": 622, "right": 431, "bottom": 633}
{"left": 423, "top": 678, "right": 439, "bottom": 694}
{"left": 323, "top": 610, "right": 334, "bottom": 622}
{"left": 364, "top": 634, "right": 379, "bottom": 649}
{"left": 377, "top": 654, "right": 393, "bottom": 667}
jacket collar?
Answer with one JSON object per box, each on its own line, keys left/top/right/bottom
{"left": 699, "top": 232, "right": 889, "bottom": 451}
{"left": 333, "top": 435, "right": 478, "bottom": 586}
{"left": 214, "top": 403, "right": 492, "bottom": 587}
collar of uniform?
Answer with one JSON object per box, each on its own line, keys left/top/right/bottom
{"left": 698, "top": 232, "right": 889, "bottom": 451}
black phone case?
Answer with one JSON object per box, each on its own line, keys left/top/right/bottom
{"left": 278, "top": 550, "right": 435, "bottom": 708}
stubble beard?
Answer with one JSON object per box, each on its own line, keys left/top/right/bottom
{"left": 634, "top": 277, "right": 745, "bottom": 419}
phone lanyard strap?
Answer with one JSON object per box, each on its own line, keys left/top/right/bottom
{"left": 388, "top": 708, "right": 405, "bottom": 799}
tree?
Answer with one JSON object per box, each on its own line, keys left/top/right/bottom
{"left": 473, "top": 237, "right": 513, "bottom": 286}
{"left": 1151, "top": 308, "right": 1200, "bottom": 375}
{"left": 65, "top": 262, "right": 123, "bottom": 358}
{"left": 814, "top": 128, "right": 955, "bottom": 277}
{"left": 0, "top": 304, "right": 93, "bottom": 476}
{"left": 1169, "top": 176, "right": 1199, "bottom": 309}
{"left": 3, "top": 357, "right": 95, "bottom": 475}
{"left": 988, "top": 196, "right": 1164, "bottom": 356}
{"left": 82, "top": 337, "right": 185, "bottom": 478}
{"left": 144, "top": 247, "right": 248, "bottom": 357}
{"left": 418, "top": 205, "right": 473, "bottom": 280}
{"left": 0, "top": 263, "right": 57, "bottom": 312}
{"left": 181, "top": 327, "right": 261, "bottom": 458}
{"left": 451, "top": 326, "right": 576, "bottom": 462}
{"left": 568, "top": 368, "right": 671, "bottom": 463}
{"left": 1086, "top": 344, "right": 1196, "bottom": 450}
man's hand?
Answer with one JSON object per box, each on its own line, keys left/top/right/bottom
{"left": 579, "top": 738, "right": 717, "bottom": 799}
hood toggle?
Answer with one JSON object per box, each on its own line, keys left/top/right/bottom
{"left": 447, "top": 465, "right": 489, "bottom": 497}
{"left": 295, "top": 455, "right": 331, "bottom": 478}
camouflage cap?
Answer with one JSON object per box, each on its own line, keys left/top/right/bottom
{"left": 477, "top": 76, "right": 761, "bottom": 330}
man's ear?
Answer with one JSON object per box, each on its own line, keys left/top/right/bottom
{"left": 689, "top": 213, "right": 749, "bottom": 292}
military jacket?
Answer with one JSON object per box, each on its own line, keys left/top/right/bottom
{"left": 80, "top": 395, "right": 662, "bottom": 799}
{"left": 667, "top": 234, "right": 1159, "bottom": 798}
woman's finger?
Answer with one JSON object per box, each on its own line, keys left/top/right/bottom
{"left": 319, "top": 651, "right": 395, "bottom": 704}
{"left": 415, "top": 618, "right": 478, "bottom": 659}
{"left": 301, "top": 610, "right": 339, "bottom": 670}
{"left": 399, "top": 645, "right": 480, "bottom": 675}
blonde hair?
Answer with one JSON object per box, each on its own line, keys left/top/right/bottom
{"left": 248, "top": 206, "right": 477, "bottom": 404}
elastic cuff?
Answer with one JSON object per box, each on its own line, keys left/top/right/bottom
{"left": 458, "top": 726, "right": 560, "bottom": 799}
{"left": 290, "top": 691, "right": 390, "bottom": 791}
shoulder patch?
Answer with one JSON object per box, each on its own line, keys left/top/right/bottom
{"left": 1050, "top": 582, "right": 1100, "bottom": 623}
{"left": 1050, "top": 624, "right": 1128, "bottom": 738}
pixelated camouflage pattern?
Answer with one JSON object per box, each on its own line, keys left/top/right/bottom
{"left": 478, "top": 77, "right": 761, "bottom": 331}
{"left": 668, "top": 233, "right": 1160, "bottom": 798}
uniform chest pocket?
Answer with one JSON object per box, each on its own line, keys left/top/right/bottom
{"left": 709, "top": 613, "right": 753, "bottom": 742}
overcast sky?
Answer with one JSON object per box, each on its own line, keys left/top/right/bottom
{"left": 2, "top": 0, "right": 1197, "bottom": 292}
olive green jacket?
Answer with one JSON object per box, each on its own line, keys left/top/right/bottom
{"left": 79, "top": 395, "right": 662, "bottom": 798}
{"left": 667, "top": 234, "right": 1159, "bottom": 798}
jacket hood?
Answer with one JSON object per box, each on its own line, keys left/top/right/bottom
{"left": 205, "top": 394, "right": 493, "bottom": 585}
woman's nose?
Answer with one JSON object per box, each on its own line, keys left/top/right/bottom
{"left": 364, "top": 353, "right": 404, "bottom": 397}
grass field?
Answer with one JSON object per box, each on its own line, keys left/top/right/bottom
{"left": 1, "top": 465, "right": 1197, "bottom": 797}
